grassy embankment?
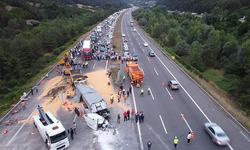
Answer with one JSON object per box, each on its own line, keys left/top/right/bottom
{"left": 110, "top": 12, "right": 125, "bottom": 87}
{"left": 134, "top": 19, "right": 250, "bottom": 131}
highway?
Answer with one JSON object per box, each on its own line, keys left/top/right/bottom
{"left": 121, "top": 10, "right": 250, "bottom": 150}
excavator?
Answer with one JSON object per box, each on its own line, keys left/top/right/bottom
{"left": 59, "top": 52, "right": 72, "bottom": 75}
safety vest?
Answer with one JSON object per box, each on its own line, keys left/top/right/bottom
{"left": 21, "top": 102, "right": 25, "bottom": 106}
{"left": 85, "top": 62, "right": 88, "bottom": 65}
{"left": 124, "top": 94, "right": 127, "bottom": 99}
{"left": 123, "top": 89, "right": 125, "bottom": 92}
{"left": 141, "top": 89, "right": 144, "bottom": 93}
{"left": 148, "top": 87, "right": 150, "bottom": 91}
{"left": 123, "top": 76, "right": 125, "bottom": 79}
{"left": 118, "top": 91, "right": 121, "bottom": 95}
{"left": 111, "top": 95, "right": 114, "bottom": 99}
{"left": 118, "top": 95, "right": 120, "bottom": 99}
{"left": 174, "top": 139, "right": 179, "bottom": 144}
{"left": 46, "top": 74, "right": 48, "bottom": 77}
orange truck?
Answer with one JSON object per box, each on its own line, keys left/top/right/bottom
{"left": 125, "top": 62, "right": 144, "bottom": 87}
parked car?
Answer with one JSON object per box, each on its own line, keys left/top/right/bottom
{"left": 168, "top": 80, "right": 180, "bottom": 90}
{"left": 149, "top": 51, "right": 155, "bottom": 57}
{"left": 143, "top": 42, "right": 148, "bottom": 47}
{"left": 204, "top": 122, "right": 230, "bottom": 145}
{"left": 132, "top": 54, "right": 138, "bottom": 61}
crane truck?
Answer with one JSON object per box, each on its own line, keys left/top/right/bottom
{"left": 125, "top": 62, "right": 144, "bottom": 87}
{"left": 33, "top": 105, "right": 69, "bottom": 150}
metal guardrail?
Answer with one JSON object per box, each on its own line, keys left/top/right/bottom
{"left": 137, "top": 21, "right": 250, "bottom": 137}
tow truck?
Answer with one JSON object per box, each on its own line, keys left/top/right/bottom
{"left": 32, "top": 105, "right": 69, "bottom": 150}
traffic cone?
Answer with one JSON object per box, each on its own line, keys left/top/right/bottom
{"left": 70, "top": 101, "right": 72, "bottom": 105}
{"left": 79, "top": 113, "right": 82, "bottom": 117}
{"left": 149, "top": 61, "right": 151, "bottom": 64}
{"left": 181, "top": 114, "right": 184, "bottom": 120}
{"left": 41, "top": 80, "right": 44, "bottom": 85}
{"left": 154, "top": 68, "right": 156, "bottom": 71}
{"left": 2, "top": 130, "right": 8, "bottom": 136}
{"left": 162, "top": 81, "right": 164, "bottom": 86}
{"left": 170, "top": 95, "right": 173, "bottom": 100}
{"left": 82, "top": 115, "right": 85, "bottom": 119}
{"left": 67, "top": 107, "right": 71, "bottom": 111}
{"left": 191, "top": 132, "right": 194, "bottom": 139}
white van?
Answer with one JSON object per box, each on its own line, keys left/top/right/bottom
{"left": 123, "top": 44, "right": 129, "bottom": 52}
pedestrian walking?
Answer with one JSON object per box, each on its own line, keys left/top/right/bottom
{"left": 187, "top": 132, "right": 191, "bottom": 145}
{"left": 72, "top": 122, "right": 77, "bottom": 135}
{"left": 127, "top": 109, "right": 130, "bottom": 120}
{"left": 148, "top": 86, "right": 150, "bottom": 95}
{"left": 131, "top": 109, "right": 135, "bottom": 120}
{"left": 147, "top": 140, "right": 152, "bottom": 150}
{"left": 34, "top": 85, "right": 38, "bottom": 93}
{"left": 21, "top": 101, "right": 26, "bottom": 110}
{"left": 127, "top": 90, "right": 129, "bottom": 97}
{"left": 122, "top": 88, "right": 125, "bottom": 96}
{"left": 30, "top": 88, "right": 33, "bottom": 95}
{"left": 129, "top": 85, "right": 132, "bottom": 94}
{"left": 120, "top": 83, "right": 123, "bottom": 91}
{"left": 173, "top": 136, "right": 179, "bottom": 149}
{"left": 135, "top": 112, "right": 139, "bottom": 123}
{"left": 139, "top": 112, "right": 142, "bottom": 123}
{"left": 123, "top": 75, "right": 125, "bottom": 82}
{"left": 140, "top": 88, "right": 144, "bottom": 97}
{"left": 123, "top": 111, "right": 127, "bottom": 121}
{"left": 117, "top": 95, "right": 121, "bottom": 103}
{"left": 70, "top": 128, "right": 74, "bottom": 140}
{"left": 117, "top": 114, "right": 120, "bottom": 123}
{"left": 141, "top": 111, "right": 145, "bottom": 122}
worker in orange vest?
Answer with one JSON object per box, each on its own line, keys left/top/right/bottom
{"left": 21, "top": 101, "right": 26, "bottom": 110}
{"left": 118, "top": 90, "right": 122, "bottom": 96}
{"left": 124, "top": 94, "right": 127, "bottom": 101}
{"left": 117, "top": 95, "right": 120, "bottom": 103}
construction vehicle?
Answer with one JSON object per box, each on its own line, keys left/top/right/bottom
{"left": 83, "top": 40, "right": 92, "bottom": 60}
{"left": 32, "top": 105, "right": 69, "bottom": 150}
{"left": 62, "top": 52, "right": 72, "bottom": 75}
{"left": 130, "top": 21, "right": 134, "bottom": 27}
{"left": 70, "top": 67, "right": 87, "bottom": 86}
{"left": 125, "top": 62, "right": 144, "bottom": 87}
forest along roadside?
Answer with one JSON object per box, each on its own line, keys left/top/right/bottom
{"left": 85, "top": 69, "right": 139, "bottom": 150}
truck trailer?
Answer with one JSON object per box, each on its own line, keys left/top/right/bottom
{"left": 32, "top": 105, "right": 69, "bottom": 150}
{"left": 83, "top": 40, "right": 92, "bottom": 60}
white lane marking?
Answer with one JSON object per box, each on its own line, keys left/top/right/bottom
{"left": 129, "top": 38, "right": 131, "bottom": 41}
{"left": 181, "top": 113, "right": 193, "bottom": 132}
{"left": 133, "top": 48, "right": 135, "bottom": 52}
{"left": 105, "top": 60, "right": 108, "bottom": 72}
{"left": 7, "top": 107, "right": 37, "bottom": 146}
{"left": 93, "top": 63, "right": 96, "bottom": 69}
{"left": 148, "top": 86, "right": 154, "bottom": 100}
{"left": 73, "top": 114, "right": 77, "bottom": 122}
{"left": 165, "top": 87, "right": 171, "bottom": 97}
{"left": 227, "top": 144, "right": 234, "bottom": 150}
{"left": 240, "top": 131, "right": 250, "bottom": 143}
{"left": 131, "top": 86, "right": 144, "bottom": 150}
{"left": 131, "top": 42, "right": 133, "bottom": 45}
{"left": 154, "top": 68, "right": 159, "bottom": 76}
{"left": 141, "top": 68, "right": 145, "bottom": 75}
{"left": 159, "top": 115, "right": 167, "bottom": 134}
{"left": 157, "top": 54, "right": 211, "bottom": 122}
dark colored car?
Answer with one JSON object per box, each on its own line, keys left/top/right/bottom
{"left": 168, "top": 80, "right": 180, "bottom": 90}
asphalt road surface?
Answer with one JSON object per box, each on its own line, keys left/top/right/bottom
{"left": 120, "top": 10, "right": 250, "bottom": 150}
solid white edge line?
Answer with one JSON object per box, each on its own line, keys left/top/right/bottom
{"left": 131, "top": 86, "right": 144, "bottom": 150}
{"left": 93, "top": 63, "right": 96, "bottom": 69}
{"left": 7, "top": 107, "right": 37, "bottom": 146}
{"left": 73, "top": 114, "right": 77, "bottom": 122}
{"left": 227, "top": 143, "right": 234, "bottom": 150}
{"left": 159, "top": 115, "right": 167, "bottom": 134}
{"left": 105, "top": 60, "right": 108, "bottom": 72}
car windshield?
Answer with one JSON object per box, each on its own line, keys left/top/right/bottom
{"left": 217, "top": 133, "right": 227, "bottom": 137}
{"left": 133, "top": 54, "right": 138, "bottom": 57}
{"left": 50, "top": 131, "right": 67, "bottom": 144}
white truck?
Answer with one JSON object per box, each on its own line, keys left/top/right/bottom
{"left": 33, "top": 105, "right": 69, "bottom": 150}
{"left": 96, "top": 25, "right": 102, "bottom": 37}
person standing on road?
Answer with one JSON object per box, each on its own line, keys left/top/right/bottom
{"left": 70, "top": 128, "right": 74, "bottom": 140}
{"left": 85, "top": 61, "right": 88, "bottom": 67}
{"left": 131, "top": 109, "right": 135, "bottom": 120}
{"left": 124, "top": 94, "right": 127, "bottom": 101}
{"left": 127, "top": 109, "right": 130, "bottom": 120}
{"left": 110, "top": 94, "right": 114, "bottom": 104}
{"left": 123, "top": 75, "right": 125, "bottom": 82}
{"left": 135, "top": 112, "right": 139, "bottom": 123}
{"left": 129, "top": 85, "right": 132, "bottom": 94}
{"left": 108, "top": 71, "right": 112, "bottom": 78}
{"left": 21, "top": 101, "right": 26, "bottom": 110}
{"left": 30, "top": 88, "right": 33, "bottom": 95}
{"left": 118, "top": 89, "right": 122, "bottom": 96}
{"left": 141, "top": 111, "right": 145, "bottom": 122}
{"left": 148, "top": 86, "right": 150, "bottom": 95}
{"left": 140, "top": 88, "right": 144, "bottom": 97}
{"left": 147, "top": 140, "right": 152, "bottom": 150}
{"left": 34, "top": 85, "right": 38, "bottom": 93}
{"left": 187, "top": 132, "right": 191, "bottom": 145}
{"left": 123, "top": 88, "right": 126, "bottom": 96}
{"left": 127, "top": 89, "right": 130, "bottom": 97}
{"left": 139, "top": 112, "right": 142, "bottom": 123}
{"left": 173, "top": 136, "right": 179, "bottom": 149}
{"left": 117, "top": 114, "right": 120, "bottom": 123}
{"left": 117, "top": 95, "right": 121, "bottom": 103}
{"left": 123, "top": 111, "right": 127, "bottom": 121}
{"left": 72, "top": 122, "right": 77, "bottom": 135}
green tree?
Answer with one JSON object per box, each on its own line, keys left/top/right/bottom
{"left": 175, "top": 41, "right": 190, "bottom": 56}
{"left": 151, "top": 22, "right": 163, "bottom": 38}
{"left": 168, "top": 28, "right": 179, "bottom": 46}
